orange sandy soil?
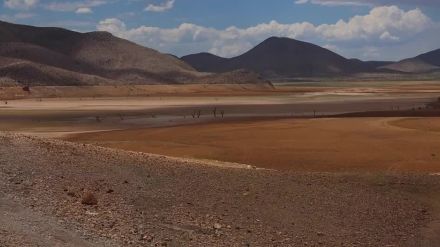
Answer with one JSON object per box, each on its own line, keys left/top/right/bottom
{"left": 65, "top": 117, "right": 440, "bottom": 173}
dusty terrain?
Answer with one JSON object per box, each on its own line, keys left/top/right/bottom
{"left": 65, "top": 117, "right": 440, "bottom": 172}
{"left": 0, "top": 90, "right": 435, "bottom": 138}
{"left": 1, "top": 85, "right": 440, "bottom": 246}
{"left": 1, "top": 88, "right": 439, "bottom": 172}
{"left": 1, "top": 133, "right": 440, "bottom": 246}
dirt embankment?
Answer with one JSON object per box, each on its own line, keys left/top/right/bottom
{"left": 1, "top": 133, "right": 440, "bottom": 246}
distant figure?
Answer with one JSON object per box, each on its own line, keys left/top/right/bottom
{"left": 22, "top": 86, "right": 30, "bottom": 93}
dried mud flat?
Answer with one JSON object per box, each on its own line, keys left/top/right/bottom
{"left": 1, "top": 132, "right": 440, "bottom": 246}
{"left": 66, "top": 117, "right": 440, "bottom": 173}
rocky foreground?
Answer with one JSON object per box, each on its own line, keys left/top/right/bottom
{"left": 0, "top": 133, "right": 440, "bottom": 246}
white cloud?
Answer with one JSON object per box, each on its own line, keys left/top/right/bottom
{"left": 97, "top": 5, "right": 436, "bottom": 60}
{"left": 145, "top": 0, "right": 175, "bottom": 12}
{"left": 97, "top": 18, "right": 126, "bottom": 34}
{"left": 315, "top": 6, "right": 431, "bottom": 41}
{"left": 295, "top": 0, "right": 309, "bottom": 4}
{"left": 295, "top": 0, "right": 439, "bottom": 6}
{"left": 379, "top": 31, "right": 399, "bottom": 41}
{"left": 75, "top": 7, "right": 92, "bottom": 14}
{"left": 295, "top": 0, "right": 371, "bottom": 6}
{"left": 45, "top": 0, "right": 106, "bottom": 12}
{"left": 4, "top": 0, "right": 38, "bottom": 10}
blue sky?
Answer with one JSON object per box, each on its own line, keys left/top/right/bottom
{"left": 1, "top": 0, "right": 440, "bottom": 61}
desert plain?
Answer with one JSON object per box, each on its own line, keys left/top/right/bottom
{"left": 2, "top": 82, "right": 440, "bottom": 246}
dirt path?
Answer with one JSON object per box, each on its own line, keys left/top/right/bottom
{"left": 1, "top": 133, "right": 440, "bottom": 246}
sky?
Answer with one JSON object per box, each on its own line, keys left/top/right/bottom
{"left": 1, "top": 0, "right": 440, "bottom": 61}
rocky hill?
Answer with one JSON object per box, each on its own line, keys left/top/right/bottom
{"left": 0, "top": 21, "right": 266, "bottom": 86}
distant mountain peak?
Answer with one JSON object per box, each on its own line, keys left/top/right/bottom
{"left": 182, "top": 36, "right": 373, "bottom": 78}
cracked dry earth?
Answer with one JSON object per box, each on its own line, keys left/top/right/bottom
{"left": 1, "top": 132, "right": 440, "bottom": 246}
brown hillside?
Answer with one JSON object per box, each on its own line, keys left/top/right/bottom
{"left": 0, "top": 20, "right": 268, "bottom": 86}
{"left": 382, "top": 49, "right": 440, "bottom": 73}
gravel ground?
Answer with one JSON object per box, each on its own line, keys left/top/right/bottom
{"left": 1, "top": 132, "right": 440, "bottom": 246}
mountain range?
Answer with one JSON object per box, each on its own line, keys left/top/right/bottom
{"left": 0, "top": 20, "right": 439, "bottom": 86}
{"left": 182, "top": 37, "right": 440, "bottom": 79}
